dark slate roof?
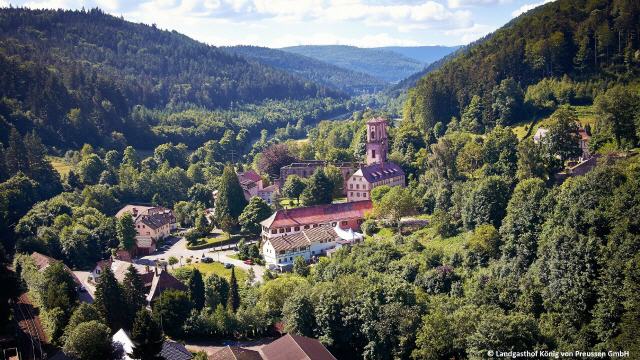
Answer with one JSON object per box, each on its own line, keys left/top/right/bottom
{"left": 259, "top": 334, "right": 336, "bottom": 360}
{"left": 161, "top": 341, "right": 193, "bottom": 360}
{"left": 266, "top": 225, "right": 338, "bottom": 251}
{"left": 209, "top": 346, "right": 263, "bottom": 360}
{"left": 358, "top": 162, "right": 404, "bottom": 183}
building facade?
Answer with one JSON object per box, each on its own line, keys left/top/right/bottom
{"left": 277, "top": 160, "right": 358, "bottom": 195}
{"left": 262, "top": 225, "right": 363, "bottom": 268}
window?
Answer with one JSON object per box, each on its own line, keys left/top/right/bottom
{"left": 279, "top": 250, "right": 285, "bottom": 254}
{"left": 279, "top": 228, "right": 285, "bottom": 233}
{"left": 357, "top": 192, "right": 360, "bottom": 197}
{"left": 271, "top": 229, "right": 277, "bottom": 234}
{"left": 304, "top": 225, "right": 310, "bottom": 229}
{"left": 331, "top": 222, "right": 337, "bottom": 227}
{"left": 341, "top": 221, "right": 348, "bottom": 226}
{"left": 286, "top": 227, "right": 291, "bottom": 232}
{"left": 372, "top": 149, "right": 376, "bottom": 158}
{"left": 356, "top": 184, "right": 360, "bottom": 189}
{"left": 294, "top": 226, "right": 300, "bottom": 231}
{"left": 349, "top": 184, "right": 353, "bottom": 189}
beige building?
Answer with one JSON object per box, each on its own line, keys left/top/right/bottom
{"left": 346, "top": 117, "right": 405, "bottom": 202}
{"left": 115, "top": 205, "right": 176, "bottom": 255}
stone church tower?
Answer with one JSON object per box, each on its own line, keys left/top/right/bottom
{"left": 366, "top": 117, "right": 388, "bottom": 165}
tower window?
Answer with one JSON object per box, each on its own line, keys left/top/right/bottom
{"left": 372, "top": 149, "right": 376, "bottom": 158}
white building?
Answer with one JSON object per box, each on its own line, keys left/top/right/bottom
{"left": 262, "top": 224, "right": 363, "bottom": 270}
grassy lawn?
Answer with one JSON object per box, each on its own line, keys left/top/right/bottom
{"left": 411, "top": 227, "right": 467, "bottom": 257}
{"left": 177, "top": 262, "right": 247, "bottom": 283}
{"left": 279, "top": 197, "right": 301, "bottom": 208}
{"left": 511, "top": 104, "right": 597, "bottom": 140}
{"left": 48, "top": 156, "right": 72, "bottom": 176}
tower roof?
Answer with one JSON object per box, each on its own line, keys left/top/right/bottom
{"left": 367, "top": 117, "right": 387, "bottom": 124}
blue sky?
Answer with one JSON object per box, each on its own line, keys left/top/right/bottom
{"left": 2, "top": 0, "right": 553, "bottom": 47}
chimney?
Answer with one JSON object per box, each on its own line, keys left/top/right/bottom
{"left": 154, "top": 264, "right": 158, "bottom": 276}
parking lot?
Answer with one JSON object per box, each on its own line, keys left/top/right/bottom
{"left": 135, "top": 236, "right": 265, "bottom": 283}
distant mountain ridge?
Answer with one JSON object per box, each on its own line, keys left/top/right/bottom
{"left": 222, "top": 45, "right": 387, "bottom": 94}
{"left": 0, "top": 7, "right": 343, "bottom": 148}
{"left": 281, "top": 45, "right": 428, "bottom": 83}
{"left": 375, "top": 45, "right": 461, "bottom": 65}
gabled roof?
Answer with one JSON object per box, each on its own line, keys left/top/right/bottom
{"left": 210, "top": 346, "right": 263, "bottom": 360}
{"left": 366, "top": 117, "right": 387, "bottom": 124}
{"left": 116, "top": 205, "right": 175, "bottom": 230}
{"left": 259, "top": 334, "right": 336, "bottom": 360}
{"left": 260, "top": 201, "right": 372, "bottom": 229}
{"left": 146, "top": 270, "right": 188, "bottom": 303}
{"left": 238, "top": 170, "right": 262, "bottom": 184}
{"left": 160, "top": 341, "right": 193, "bottom": 360}
{"left": 354, "top": 162, "right": 404, "bottom": 183}
{"left": 266, "top": 226, "right": 338, "bottom": 252}
{"left": 30, "top": 252, "right": 59, "bottom": 271}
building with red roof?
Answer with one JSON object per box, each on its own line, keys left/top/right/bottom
{"left": 260, "top": 200, "right": 371, "bottom": 242}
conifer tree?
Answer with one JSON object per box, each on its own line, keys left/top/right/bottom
{"left": 300, "top": 168, "right": 334, "bottom": 206}
{"left": 131, "top": 309, "right": 163, "bottom": 360}
{"left": 227, "top": 267, "right": 240, "bottom": 312}
{"left": 5, "top": 128, "right": 29, "bottom": 175}
{"left": 0, "top": 146, "right": 7, "bottom": 182}
{"left": 122, "top": 265, "right": 146, "bottom": 327}
{"left": 94, "top": 267, "right": 126, "bottom": 330}
{"left": 117, "top": 212, "right": 137, "bottom": 251}
{"left": 187, "top": 269, "right": 205, "bottom": 311}
{"left": 23, "top": 131, "right": 62, "bottom": 197}
{"left": 215, "top": 165, "right": 247, "bottom": 232}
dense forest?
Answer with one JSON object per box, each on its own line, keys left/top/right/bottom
{"left": 1, "top": 0, "right": 640, "bottom": 359}
{"left": 404, "top": 0, "right": 640, "bottom": 133}
{"left": 223, "top": 46, "right": 387, "bottom": 95}
{"left": 0, "top": 7, "right": 344, "bottom": 149}
{"left": 281, "top": 45, "right": 427, "bottom": 83}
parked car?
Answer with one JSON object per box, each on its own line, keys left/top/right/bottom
{"left": 243, "top": 259, "right": 254, "bottom": 265}
{"left": 202, "top": 257, "right": 214, "bottom": 264}
{"left": 224, "top": 263, "right": 234, "bottom": 269}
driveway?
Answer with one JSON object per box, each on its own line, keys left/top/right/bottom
{"left": 72, "top": 270, "right": 95, "bottom": 303}
{"left": 136, "top": 236, "right": 265, "bottom": 283}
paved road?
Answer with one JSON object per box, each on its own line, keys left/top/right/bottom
{"left": 136, "top": 237, "right": 265, "bottom": 283}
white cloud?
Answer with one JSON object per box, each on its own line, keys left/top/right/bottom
{"left": 447, "top": 0, "right": 511, "bottom": 9}
{"left": 444, "top": 22, "right": 492, "bottom": 43}
{"left": 511, "top": 0, "right": 553, "bottom": 17}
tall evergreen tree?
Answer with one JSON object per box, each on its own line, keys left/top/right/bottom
{"left": 93, "top": 267, "right": 126, "bottom": 331}
{"left": 300, "top": 168, "right": 334, "bottom": 206}
{"left": 5, "top": 128, "right": 29, "bottom": 175}
{"left": 227, "top": 268, "right": 240, "bottom": 312}
{"left": 0, "top": 145, "right": 8, "bottom": 182}
{"left": 131, "top": 309, "right": 164, "bottom": 360}
{"left": 122, "top": 265, "right": 146, "bottom": 327}
{"left": 187, "top": 269, "right": 205, "bottom": 311}
{"left": 214, "top": 165, "right": 247, "bottom": 232}
{"left": 117, "top": 212, "right": 137, "bottom": 251}
{"left": 23, "top": 131, "right": 62, "bottom": 197}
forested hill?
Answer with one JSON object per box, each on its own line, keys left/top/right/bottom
{"left": 0, "top": 8, "right": 342, "bottom": 148}
{"left": 404, "top": 0, "right": 640, "bottom": 132}
{"left": 281, "top": 45, "right": 426, "bottom": 83}
{"left": 222, "top": 46, "right": 387, "bottom": 94}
